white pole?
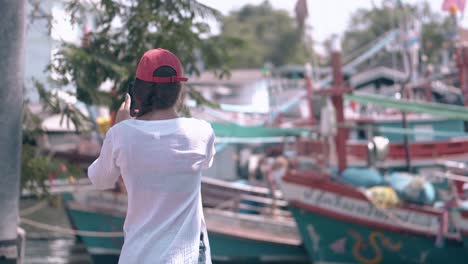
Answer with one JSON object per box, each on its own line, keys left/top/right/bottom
{"left": 0, "top": 0, "right": 26, "bottom": 263}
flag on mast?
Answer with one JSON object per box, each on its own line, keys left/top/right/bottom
{"left": 442, "top": 0, "right": 466, "bottom": 12}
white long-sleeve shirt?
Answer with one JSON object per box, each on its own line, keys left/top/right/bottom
{"left": 88, "top": 117, "right": 215, "bottom": 264}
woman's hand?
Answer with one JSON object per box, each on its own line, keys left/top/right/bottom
{"left": 115, "top": 94, "right": 132, "bottom": 124}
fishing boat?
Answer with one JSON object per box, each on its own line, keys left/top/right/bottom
{"left": 277, "top": 75, "right": 468, "bottom": 172}
{"left": 281, "top": 171, "right": 467, "bottom": 263}
{"left": 62, "top": 176, "right": 309, "bottom": 264}
{"left": 342, "top": 94, "right": 468, "bottom": 171}
{"left": 340, "top": 29, "right": 468, "bottom": 173}
{"left": 279, "top": 44, "right": 468, "bottom": 263}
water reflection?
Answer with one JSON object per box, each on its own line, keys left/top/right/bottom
{"left": 25, "top": 239, "right": 91, "bottom": 264}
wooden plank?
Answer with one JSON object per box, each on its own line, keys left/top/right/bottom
{"left": 205, "top": 208, "right": 301, "bottom": 245}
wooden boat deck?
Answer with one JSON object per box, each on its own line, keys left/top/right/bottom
{"left": 205, "top": 208, "right": 302, "bottom": 246}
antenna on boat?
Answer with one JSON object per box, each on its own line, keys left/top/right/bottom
{"left": 305, "top": 63, "right": 316, "bottom": 125}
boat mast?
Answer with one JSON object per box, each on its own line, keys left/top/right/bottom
{"left": 446, "top": 5, "right": 468, "bottom": 116}
{"left": 397, "top": 0, "right": 413, "bottom": 172}
{"left": 331, "top": 49, "right": 348, "bottom": 174}
{"left": 423, "top": 67, "right": 433, "bottom": 102}
{"left": 317, "top": 39, "right": 350, "bottom": 174}
{"left": 456, "top": 45, "right": 468, "bottom": 106}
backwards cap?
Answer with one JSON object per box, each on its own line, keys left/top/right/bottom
{"left": 135, "top": 48, "right": 188, "bottom": 83}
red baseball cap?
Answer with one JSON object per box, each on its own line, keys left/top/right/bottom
{"left": 135, "top": 48, "right": 188, "bottom": 83}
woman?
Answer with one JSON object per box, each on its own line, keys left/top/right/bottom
{"left": 88, "top": 48, "right": 215, "bottom": 264}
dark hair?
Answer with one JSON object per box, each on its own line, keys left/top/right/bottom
{"left": 130, "top": 66, "right": 182, "bottom": 117}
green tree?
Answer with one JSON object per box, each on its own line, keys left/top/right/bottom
{"left": 220, "top": 0, "right": 312, "bottom": 68}
{"left": 30, "top": 0, "right": 234, "bottom": 115}
{"left": 342, "top": 0, "right": 453, "bottom": 66}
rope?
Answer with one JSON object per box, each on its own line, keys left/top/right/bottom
{"left": 362, "top": 190, "right": 444, "bottom": 235}
{"left": 19, "top": 200, "right": 48, "bottom": 216}
{"left": 363, "top": 189, "right": 461, "bottom": 247}
{"left": 20, "top": 217, "right": 124, "bottom": 237}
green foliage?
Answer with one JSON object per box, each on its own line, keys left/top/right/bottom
{"left": 41, "top": 0, "right": 233, "bottom": 112}
{"left": 34, "top": 79, "right": 92, "bottom": 133}
{"left": 21, "top": 144, "right": 51, "bottom": 196}
{"left": 22, "top": 102, "right": 43, "bottom": 146}
{"left": 22, "top": 74, "right": 90, "bottom": 197}
{"left": 22, "top": 95, "right": 85, "bottom": 197}
{"left": 219, "top": 0, "right": 312, "bottom": 68}
{"left": 421, "top": 17, "right": 455, "bottom": 64}
{"left": 21, "top": 144, "right": 83, "bottom": 197}
{"left": 342, "top": 0, "right": 453, "bottom": 65}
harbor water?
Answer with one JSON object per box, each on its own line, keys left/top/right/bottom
{"left": 25, "top": 239, "right": 91, "bottom": 264}
{"left": 21, "top": 198, "right": 92, "bottom": 264}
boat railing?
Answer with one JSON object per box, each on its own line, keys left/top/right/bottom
{"left": 201, "top": 176, "right": 284, "bottom": 209}
{"left": 437, "top": 160, "right": 468, "bottom": 175}
{"left": 212, "top": 192, "right": 291, "bottom": 218}
{"left": 434, "top": 160, "right": 468, "bottom": 200}
{"left": 214, "top": 198, "right": 237, "bottom": 210}
{"left": 202, "top": 177, "right": 282, "bottom": 198}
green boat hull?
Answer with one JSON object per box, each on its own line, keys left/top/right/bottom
{"left": 64, "top": 204, "right": 122, "bottom": 263}
{"left": 208, "top": 232, "right": 308, "bottom": 263}
{"left": 63, "top": 193, "right": 309, "bottom": 263}
{"left": 290, "top": 206, "right": 467, "bottom": 264}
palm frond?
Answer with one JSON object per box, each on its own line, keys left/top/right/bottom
{"left": 187, "top": 0, "right": 223, "bottom": 21}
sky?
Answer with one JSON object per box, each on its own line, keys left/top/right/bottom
{"left": 198, "top": 0, "right": 468, "bottom": 45}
